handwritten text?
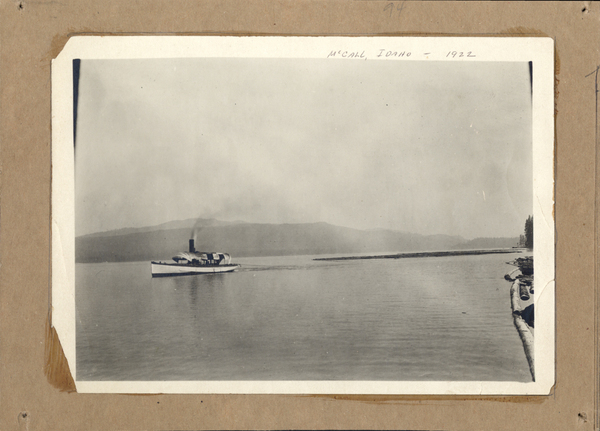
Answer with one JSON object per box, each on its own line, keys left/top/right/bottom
{"left": 327, "top": 50, "right": 367, "bottom": 59}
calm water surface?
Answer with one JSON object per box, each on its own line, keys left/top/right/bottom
{"left": 76, "top": 252, "right": 531, "bottom": 381}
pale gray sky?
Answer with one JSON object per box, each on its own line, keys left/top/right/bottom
{"left": 75, "top": 58, "right": 532, "bottom": 239}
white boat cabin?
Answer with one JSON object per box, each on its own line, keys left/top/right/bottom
{"left": 172, "top": 251, "right": 232, "bottom": 266}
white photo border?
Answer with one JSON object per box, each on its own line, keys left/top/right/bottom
{"left": 52, "top": 36, "right": 555, "bottom": 394}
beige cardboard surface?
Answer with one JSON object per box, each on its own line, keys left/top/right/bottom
{"left": 0, "top": 1, "right": 598, "bottom": 430}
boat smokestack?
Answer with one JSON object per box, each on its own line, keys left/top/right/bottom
{"left": 189, "top": 239, "right": 195, "bottom": 253}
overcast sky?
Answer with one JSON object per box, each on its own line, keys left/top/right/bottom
{"left": 75, "top": 57, "right": 532, "bottom": 239}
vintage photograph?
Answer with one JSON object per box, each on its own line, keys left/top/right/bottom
{"left": 52, "top": 37, "right": 555, "bottom": 394}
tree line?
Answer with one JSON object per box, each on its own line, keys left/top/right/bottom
{"left": 522, "top": 215, "right": 533, "bottom": 249}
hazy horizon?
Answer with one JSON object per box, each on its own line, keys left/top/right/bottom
{"left": 75, "top": 57, "right": 532, "bottom": 239}
{"left": 77, "top": 215, "right": 525, "bottom": 243}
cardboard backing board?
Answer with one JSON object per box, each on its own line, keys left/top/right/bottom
{"left": 1, "top": 1, "right": 598, "bottom": 430}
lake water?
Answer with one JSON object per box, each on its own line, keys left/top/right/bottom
{"left": 76, "top": 252, "right": 532, "bottom": 381}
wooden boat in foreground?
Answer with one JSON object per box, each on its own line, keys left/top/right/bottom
{"left": 151, "top": 239, "right": 240, "bottom": 277}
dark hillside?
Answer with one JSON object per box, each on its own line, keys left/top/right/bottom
{"left": 76, "top": 221, "right": 469, "bottom": 263}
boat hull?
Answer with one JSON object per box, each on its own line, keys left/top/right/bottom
{"left": 151, "top": 261, "right": 240, "bottom": 277}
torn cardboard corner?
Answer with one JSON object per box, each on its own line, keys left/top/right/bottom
{"left": 45, "top": 315, "right": 76, "bottom": 392}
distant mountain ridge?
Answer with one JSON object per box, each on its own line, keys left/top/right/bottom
{"left": 75, "top": 219, "right": 515, "bottom": 263}
{"left": 80, "top": 218, "right": 246, "bottom": 238}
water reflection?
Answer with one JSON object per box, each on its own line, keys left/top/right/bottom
{"left": 156, "top": 273, "right": 227, "bottom": 310}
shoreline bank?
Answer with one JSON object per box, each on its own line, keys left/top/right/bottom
{"left": 313, "top": 248, "right": 522, "bottom": 261}
{"left": 505, "top": 256, "right": 535, "bottom": 381}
